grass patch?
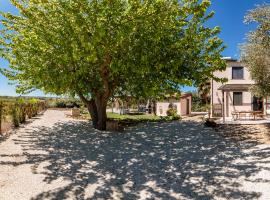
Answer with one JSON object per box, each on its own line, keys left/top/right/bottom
{"left": 107, "top": 112, "right": 161, "bottom": 122}
{"left": 107, "top": 112, "right": 181, "bottom": 127}
{"left": 80, "top": 111, "right": 180, "bottom": 124}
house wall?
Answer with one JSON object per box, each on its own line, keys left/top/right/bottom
{"left": 211, "top": 60, "right": 255, "bottom": 117}
{"left": 180, "top": 96, "right": 192, "bottom": 116}
{"left": 156, "top": 96, "right": 192, "bottom": 117}
{"left": 156, "top": 102, "right": 181, "bottom": 116}
{"left": 225, "top": 91, "right": 252, "bottom": 117}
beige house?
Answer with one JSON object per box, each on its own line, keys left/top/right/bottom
{"left": 211, "top": 57, "right": 269, "bottom": 119}
{"left": 156, "top": 93, "right": 192, "bottom": 117}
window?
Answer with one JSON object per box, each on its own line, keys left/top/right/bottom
{"left": 232, "top": 67, "right": 244, "bottom": 79}
{"left": 233, "top": 92, "right": 243, "bottom": 105}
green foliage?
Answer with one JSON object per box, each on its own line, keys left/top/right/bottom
{"left": 160, "top": 115, "right": 181, "bottom": 121}
{"left": 0, "top": 0, "right": 226, "bottom": 130}
{"left": 47, "top": 99, "right": 82, "bottom": 108}
{"left": 0, "top": 101, "right": 5, "bottom": 133}
{"left": 241, "top": 4, "right": 270, "bottom": 96}
{"left": 166, "top": 107, "right": 177, "bottom": 117}
{"left": 107, "top": 112, "right": 161, "bottom": 121}
{"left": 167, "top": 108, "right": 174, "bottom": 117}
{"left": 192, "top": 103, "right": 210, "bottom": 112}
{"left": 107, "top": 112, "right": 181, "bottom": 124}
{"left": 0, "top": 97, "right": 46, "bottom": 132}
{"left": 0, "top": 0, "right": 225, "bottom": 99}
{"left": 15, "top": 99, "right": 27, "bottom": 123}
{"left": 11, "top": 104, "right": 20, "bottom": 128}
{"left": 191, "top": 92, "right": 210, "bottom": 112}
{"left": 166, "top": 103, "right": 180, "bottom": 120}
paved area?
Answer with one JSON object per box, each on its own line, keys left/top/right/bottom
{"left": 0, "top": 110, "right": 270, "bottom": 200}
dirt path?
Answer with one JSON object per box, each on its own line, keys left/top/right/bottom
{"left": 0, "top": 110, "right": 270, "bottom": 200}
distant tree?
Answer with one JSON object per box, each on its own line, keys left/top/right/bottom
{"left": 241, "top": 4, "right": 270, "bottom": 96}
{"left": 198, "top": 78, "right": 211, "bottom": 104}
{"left": 0, "top": 0, "right": 225, "bottom": 130}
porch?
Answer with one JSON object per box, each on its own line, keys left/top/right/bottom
{"left": 217, "top": 84, "right": 270, "bottom": 123}
{"left": 217, "top": 117, "right": 270, "bottom": 125}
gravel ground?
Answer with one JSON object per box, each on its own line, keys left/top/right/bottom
{"left": 0, "top": 110, "right": 270, "bottom": 200}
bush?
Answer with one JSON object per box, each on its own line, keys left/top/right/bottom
{"left": 160, "top": 115, "right": 181, "bottom": 121}
{"left": 18, "top": 104, "right": 27, "bottom": 123}
{"left": 11, "top": 105, "right": 20, "bottom": 128}
{"left": 166, "top": 108, "right": 177, "bottom": 116}
{"left": 0, "top": 98, "right": 47, "bottom": 132}
{"left": 56, "top": 101, "right": 67, "bottom": 108}
{"left": 172, "top": 115, "right": 181, "bottom": 120}
{"left": 166, "top": 103, "right": 181, "bottom": 120}
{"left": 0, "top": 101, "right": 6, "bottom": 133}
{"left": 52, "top": 100, "right": 81, "bottom": 108}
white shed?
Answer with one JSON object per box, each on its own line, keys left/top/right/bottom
{"left": 156, "top": 93, "right": 192, "bottom": 117}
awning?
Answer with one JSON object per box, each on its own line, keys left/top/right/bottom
{"left": 218, "top": 84, "right": 252, "bottom": 91}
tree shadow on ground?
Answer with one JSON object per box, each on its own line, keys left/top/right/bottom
{"left": 1, "top": 120, "right": 270, "bottom": 199}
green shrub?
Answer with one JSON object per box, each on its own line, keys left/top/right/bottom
{"left": 19, "top": 104, "right": 27, "bottom": 123}
{"left": 166, "top": 103, "right": 180, "bottom": 120}
{"left": 56, "top": 101, "right": 67, "bottom": 108}
{"left": 172, "top": 115, "right": 181, "bottom": 120}
{"left": 166, "top": 108, "right": 177, "bottom": 116}
{"left": 0, "top": 101, "right": 5, "bottom": 133}
{"left": 160, "top": 115, "right": 181, "bottom": 121}
{"left": 11, "top": 104, "right": 20, "bottom": 128}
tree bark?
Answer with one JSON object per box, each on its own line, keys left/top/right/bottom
{"left": 77, "top": 54, "right": 113, "bottom": 131}
{"left": 86, "top": 99, "right": 98, "bottom": 129}
{"left": 77, "top": 93, "right": 98, "bottom": 129}
{"left": 77, "top": 92, "right": 109, "bottom": 130}
{"left": 95, "top": 96, "right": 108, "bottom": 130}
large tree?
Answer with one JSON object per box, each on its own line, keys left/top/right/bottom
{"left": 0, "top": 0, "right": 225, "bottom": 130}
{"left": 241, "top": 4, "right": 270, "bottom": 96}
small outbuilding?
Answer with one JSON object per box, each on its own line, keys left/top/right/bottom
{"left": 156, "top": 93, "right": 192, "bottom": 117}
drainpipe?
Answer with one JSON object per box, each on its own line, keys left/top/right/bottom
{"left": 211, "top": 78, "right": 214, "bottom": 117}
{"left": 222, "top": 90, "right": 225, "bottom": 123}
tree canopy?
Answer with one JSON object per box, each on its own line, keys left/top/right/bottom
{"left": 0, "top": 0, "right": 225, "bottom": 130}
{"left": 241, "top": 4, "right": 270, "bottom": 96}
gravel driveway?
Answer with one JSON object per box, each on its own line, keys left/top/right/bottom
{"left": 0, "top": 110, "right": 270, "bottom": 200}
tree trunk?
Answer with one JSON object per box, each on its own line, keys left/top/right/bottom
{"left": 86, "top": 99, "right": 98, "bottom": 129}
{"left": 78, "top": 91, "right": 111, "bottom": 131}
{"left": 95, "top": 97, "right": 108, "bottom": 131}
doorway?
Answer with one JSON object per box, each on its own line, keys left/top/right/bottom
{"left": 186, "top": 99, "right": 190, "bottom": 115}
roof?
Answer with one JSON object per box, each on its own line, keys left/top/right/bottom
{"left": 222, "top": 57, "right": 237, "bottom": 62}
{"left": 164, "top": 92, "right": 192, "bottom": 99}
{"left": 218, "top": 84, "right": 252, "bottom": 91}
{"left": 180, "top": 93, "right": 192, "bottom": 98}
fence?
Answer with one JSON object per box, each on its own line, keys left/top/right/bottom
{"left": 0, "top": 100, "right": 47, "bottom": 134}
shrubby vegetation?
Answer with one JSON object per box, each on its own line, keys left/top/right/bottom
{"left": 107, "top": 112, "right": 180, "bottom": 126}
{"left": 166, "top": 103, "right": 181, "bottom": 120}
{"left": 241, "top": 4, "right": 270, "bottom": 96}
{"left": 191, "top": 92, "right": 210, "bottom": 112}
{"left": 47, "top": 99, "right": 82, "bottom": 109}
{"left": 0, "top": 98, "right": 46, "bottom": 133}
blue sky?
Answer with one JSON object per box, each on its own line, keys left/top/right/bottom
{"left": 0, "top": 0, "right": 267, "bottom": 96}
